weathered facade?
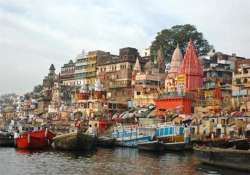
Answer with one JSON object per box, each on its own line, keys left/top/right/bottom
{"left": 232, "top": 59, "right": 250, "bottom": 111}
{"left": 133, "top": 57, "right": 165, "bottom": 107}
{"left": 60, "top": 60, "right": 75, "bottom": 86}
{"left": 97, "top": 47, "right": 141, "bottom": 103}
{"left": 74, "top": 50, "right": 109, "bottom": 87}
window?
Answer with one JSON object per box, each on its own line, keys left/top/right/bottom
{"left": 221, "top": 119, "right": 226, "bottom": 125}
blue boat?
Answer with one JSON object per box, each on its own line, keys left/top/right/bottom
{"left": 138, "top": 124, "right": 192, "bottom": 152}
{"left": 155, "top": 124, "right": 192, "bottom": 151}
{"left": 112, "top": 126, "right": 154, "bottom": 147}
{"left": 155, "top": 124, "right": 185, "bottom": 138}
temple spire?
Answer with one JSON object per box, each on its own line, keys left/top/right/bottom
{"left": 178, "top": 38, "right": 203, "bottom": 91}
{"left": 168, "top": 44, "right": 183, "bottom": 78}
{"left": 157, "top": 46, "right": 165, "bottom": 73}
{"left": 133, "top": 57, "right": 141, "bottom": 72}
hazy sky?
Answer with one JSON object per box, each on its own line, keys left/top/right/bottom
{"left": 0, "top": 0, "right": 250, "bottom": 94}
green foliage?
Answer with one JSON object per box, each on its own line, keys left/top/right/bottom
{"left": 33, "top": 84, "right": 43, "bottom": 93}
{"left": 150, "top": 24, "right": 213, "bottom": 63}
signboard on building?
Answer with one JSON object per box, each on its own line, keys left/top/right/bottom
{"left": 176, "top": 74, "right": 186, "bottom": 94}
{"left": 176, "top": 74, "right": 186, "bottom": 83}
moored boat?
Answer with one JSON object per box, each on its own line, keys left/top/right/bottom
{"left": 194, "top": 146, "right": 250, "bottom": 171}
{"left": 15, "top": 129, "right": 56, "bottom": 149}
{"left": 52, "top": 131, "right": 97, "bottom": 151}
{"left": 0, "top": 131, "right": 14, "bottom": 147}
{"left": 112, "top": 126, "right": 153, "bottom": 147}
{"left": 155, "top": 124, "right": 192, "bottom": 151}
{"left": 163, "top": 141, "right": 192, "bottom": 151}
{"left": 138, "top": 140, "right": 164, "bottom": 152}
{"left": 97, "top": 136, "right": 116, "bottom": 148}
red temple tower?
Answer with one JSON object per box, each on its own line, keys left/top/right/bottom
{"left": 178, "top": 38, "right": 203, "bottom": 92}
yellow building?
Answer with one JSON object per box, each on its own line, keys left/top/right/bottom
{"left": 75, "top": 50, "right": 109, "bottom": 87}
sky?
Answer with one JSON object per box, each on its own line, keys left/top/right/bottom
{"left": 0, "top": 0, "right": 250, "bottom": 94}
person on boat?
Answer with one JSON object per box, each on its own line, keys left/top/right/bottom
{"left": 86, "top": 125, "right": 94, "bottom": 135}
{"left": 93, "top": 123, "right": 98, "bottom": 136}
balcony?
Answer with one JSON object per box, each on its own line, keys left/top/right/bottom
{"left": 109, "top": 80, "right": 131, "bottom": 89}
{"left": 233, "top": 73, "right": 250, "bottom": 79}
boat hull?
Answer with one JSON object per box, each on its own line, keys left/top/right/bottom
{"left": 194, "top": 147, "right": 250, "bottom": 171}
{"left": 0, "top": 133, "right": 14, "bottom": 147}
{"left": 138, "top": 141, "right": 165, "bottom": 152}
{"left": 15, "top": 130, "right": 56, "bottom": 149}
{"left": 163, "top": 142, "right": 192, "bottom": 151}
{"left": 97, "top": 136, "right": 116, "bottom": 148}
{"left": 52, "top": 132, "right": 97, "bottom": 151}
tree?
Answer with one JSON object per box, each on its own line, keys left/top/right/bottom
{"left": 33, "top": 84, "right": 43, "bottom": 94}
{"left": 150, "top": 24, "right": 213, "bottom": 63}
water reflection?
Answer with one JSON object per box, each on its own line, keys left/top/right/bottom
{"left": 0, "top": 148, "right": 248, "bottom": 175}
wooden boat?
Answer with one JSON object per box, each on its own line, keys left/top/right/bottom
{"left": 52, "top": 132, "right": 97, "bottom": 151}
{"left": 97, "top": 136, "right": 116, "bottom": 148}
{"left": 0, "top": 132, "right": 14, "bottom": 147}
{"left": 15, "top": 129, "right": 56, "bottom": 149}
{"left": 138, "top": 140, "right": 165, "bottom": 152}
{"left": 194, "top": 146, "right": 250, "bottom": 171}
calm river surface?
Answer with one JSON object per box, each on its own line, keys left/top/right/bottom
{"left": 0, "top": 147, "right": 248, "bottom": 175}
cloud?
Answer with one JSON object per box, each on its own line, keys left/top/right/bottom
{"left": 0, "top": 0, "right": 250, "bottom": 94}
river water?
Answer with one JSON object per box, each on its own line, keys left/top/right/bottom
{"left": 0, "top": 147, "right": 248, "bottom": 175}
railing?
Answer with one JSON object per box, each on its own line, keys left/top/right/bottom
{"left": 159, "top": 92, "right": 194, "bottom": 99}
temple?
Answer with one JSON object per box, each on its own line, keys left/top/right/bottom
{"left": 178, "top": 38, "right": 203, "bottom": 92}
{"left": 168, "top": 44, "right": 183, "bottom": 78}
{"left": 155, "top": 38, "right": 203, "bottom": 114}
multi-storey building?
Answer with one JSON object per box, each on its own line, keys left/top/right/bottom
{"left": 74, "top": 50, "right": 109, "bottom": 87}
{"left": 132, "top": 58, "right": 165, "bottom": 107}
{"left": 232, "top": 59, "right": 250, "bottom": 111}
{"left": 200, "top": 58, "right": 232, "bottom": 111}
{"left": 37, "top": 64, "right": 59, "bottom": 113}
{"left": 43, "top": 64, "right": 57, "bottom": 89}
{"left": 60, "top": 60, "right": 75, "bottom": 86}
{"left": 196, "top": 51, "right": 246, "bottom": 113}
{"left": 97, "top": 47, "right": 141, "bottom": 103}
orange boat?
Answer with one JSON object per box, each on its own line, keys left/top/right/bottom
{"left": 15, "top": 129, "right": 56, "bottom": 149}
